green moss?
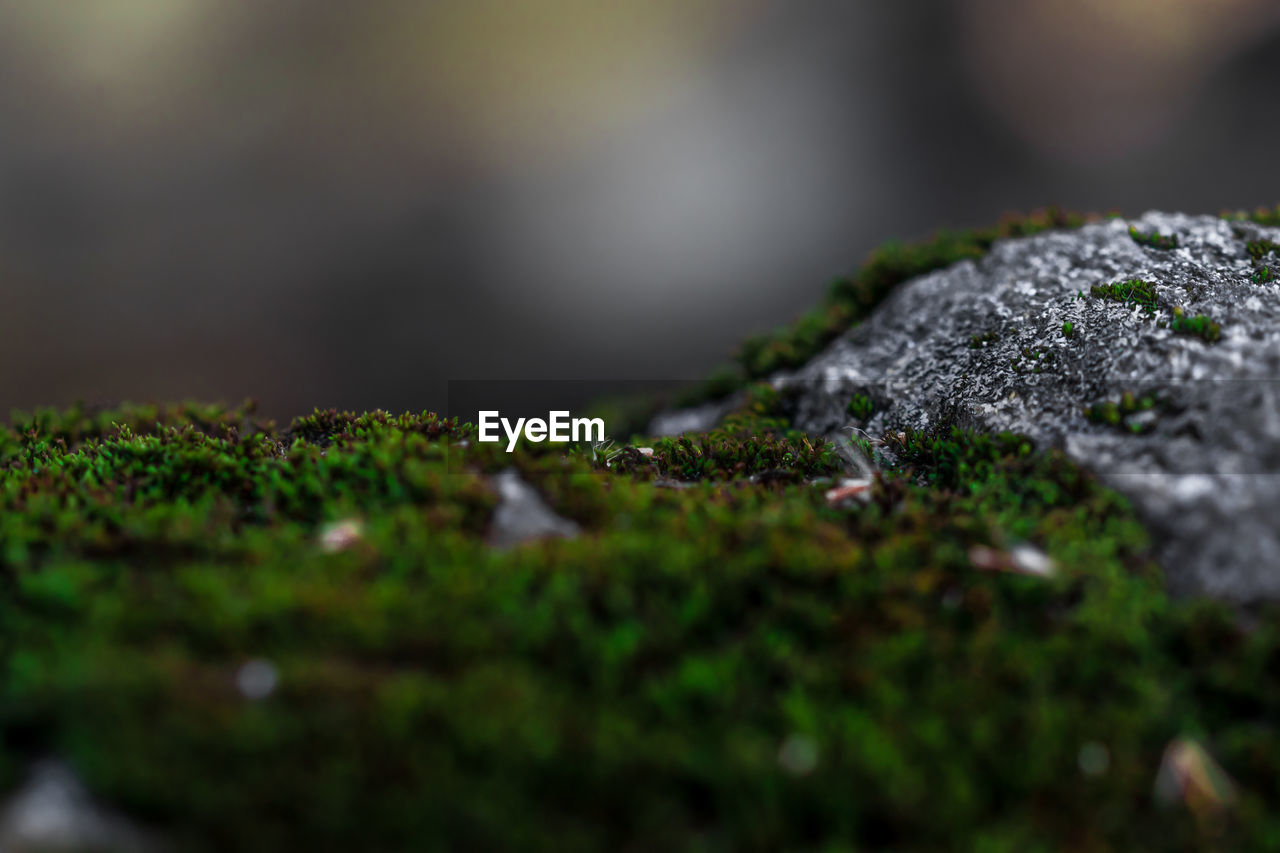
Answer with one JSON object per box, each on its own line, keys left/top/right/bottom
{"left": 1011, "top": 346, "right": 1056, "bottom": 375}
{"left": 1252, "top": 265, "right": 1275, "bottom": 284}
{"left": 1170, "top": 308, "right": 1222, "bottom": 343}
{"left": 1090, "top": 278, "right": 1159, "bottom": 315}
{"left": 1062, "top": 321, "right": 1075, "bottom": 338}
{"left": 1129, "top": 225, "right": 1178, "bottom": 250}
{"left": 969, "top": 330, "right": 1000, "bottom": 349}
{"left": 695, "top": 208, "right": 1109, "bottom": 400}
{"left": 847, "top": 394, "right": 875, "bottom": 421}
{"left": 608, "top": 384, "right": 840, "bottom": 482}
{"left": 7, "top": 399, "right": 1280, "bottom": 849}
{"left": 1085, "top": 391, "right": 1162, "bottom": 434}
{"left": 1221, "top": 204, "right": 1280, "bottom": 228}
{"left": 1245, "top": 239, "right": 1279, "bottom": 264}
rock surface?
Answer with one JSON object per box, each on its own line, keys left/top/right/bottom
{"left": 0, "top": 761, "right": 157, "bottom": 852}
{"left": 778, "top": 212, "right": 1280, "bottom": 601}
{"left": 487, "top": 469, "right": 580, "bottom": 547}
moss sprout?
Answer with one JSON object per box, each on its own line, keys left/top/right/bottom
{"left": 847, "top": 393, "right": 875, "bottom": 421}
{"left": 969, "top": 330, "right": 1000, "bottom": 349}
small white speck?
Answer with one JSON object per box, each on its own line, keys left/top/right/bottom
{"left": 1010, "top": 544, "right": 1056, "bottom": 578}
{"left": 319, "top": 519, "right": 363, "bottom": 553}
{"left": 237, "top": 659, "right": 278, "bottom": 700}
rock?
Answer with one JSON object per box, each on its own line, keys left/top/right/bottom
{"left": 0, "top": 760, "right": 157, "bottom": 852}
{"left": 649, "top": 397, "right": 740, "bottom": 437}
{"left": 487, "top": 469, "right": 580, "bottom": 547}
{"left": 774, "top": 212, "right": 1280, "bottom": 601}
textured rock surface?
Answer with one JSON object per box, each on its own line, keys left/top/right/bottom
{"left": 779, "top": 212, "right": 1280, "bottom": 601}
{"left": 487, "top": 469, "right": 580, "bottom": 547}
{"left": 0, "top": 761, "right": 157, "bottom": 852}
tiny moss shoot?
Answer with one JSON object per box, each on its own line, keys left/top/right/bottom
{"left": 969, "top": 330, "right": 1000, "bottom": 349}
{"left": 1011, "top": 346, "right": 1056, "bottom": 374}
{"left": 846, "top": 393, "right": 875, "bottom": 421}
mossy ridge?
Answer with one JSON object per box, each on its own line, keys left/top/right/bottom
{"left": 1090, "top": 278, "right": 1159, "bottom": 315}
{"left": 1129, "top": 225, "right": 1178, "bottom": 250}
{"left": 685, "top": 204, "right": 1277, "bottom": 412}
{"left": 4, "top": 401, "right": 1280, "bottom": 849}
{"left": 1170, "top": 309, "right": 1222, "bottom": 343}
{"left": 690, "top": 207, "right": 1111, "bottom": 403}
{"left": 1222, "top": 203, "right": 1280, "bottom": 228}
{"left": 608, "top": 384, "right": 841, "bottom": 482}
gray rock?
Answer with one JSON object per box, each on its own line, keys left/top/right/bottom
{"left": 775, "top": 211, "right": 1280, "bottom": 601}
{"left": 0, "top": 760, "right": 158, "bottom": 852}
{"left": 649, "top": 396, "right": 740, "bottom": 437}
{"left": 487, "top": 469, "right": 580, "bottom": 547}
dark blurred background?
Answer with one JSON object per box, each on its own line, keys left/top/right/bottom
{"left": 3, "top": 0, "right": 1280, "bottom": 421}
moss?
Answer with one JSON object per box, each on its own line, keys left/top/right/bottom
{"left": 1085, "top": 391, "right": 1162, "bottom": 434}
{"left": 8, "top": 399, "right": 1280, "bottom": 849}
{"left": 693, "top": 208, "right": 1110, "bottom": 400}
{"left": 1011, "top": 346, "right": 1056, "bottom": 375}
{"left": 1129, "top": 225, "right": 1178, "bottom": 250}
{"left": 969, "top": 330, "right": 1000, "bottom": 349}
{"left": 847, "top": 394, "right": 875, "bottom": 421}
{"left": 1252, "top": 265, "right": 1275, "bottom": 284}
{"left": 1090, "top": 278, "right": 1159, "bottom": 315}
{"left": 1062, "top": 321, "right": 1075, "bottom": 338}
{"left": 608, "top": 384, "right": 840, "bottom": 482}
{"left": 1221, "top": 204, "right": 1280, "bottom": 228}
{"left": 1245, "top": 239, "right": 1279, "bottom": 264}
{"left": 1170, "top": 308, "right": 1222, "bottom": 343}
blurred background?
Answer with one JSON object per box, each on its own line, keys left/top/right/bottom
{"left": 3, "top": 0, "right": 1279, "bottom": 420}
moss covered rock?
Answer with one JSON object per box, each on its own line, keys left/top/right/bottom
{"left": 770, "top": 211, "right": 1280, "bottom": 602}
{"left": 6, "top": 204, "right": 1280, "bottom": 850}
